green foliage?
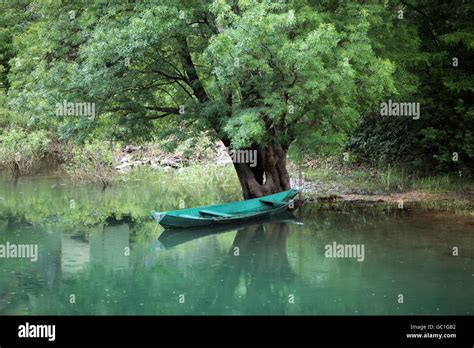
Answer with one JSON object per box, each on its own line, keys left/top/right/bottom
{"left": 0, "top": 0, "right": 38, "bottom": 91}
{"left": 0, "top": 89, "right": 8, "bottom": 128}
{"left": 174, "top": 135, "right": 217, "bottom": 163}
{"left": 206, "top": 1, "right": 395, "bottom": 152}
{"left": 350, "top": 0, "right": 474, "bottom": 176}
{"left": 0, "top": 0, "right": 471, "bottom": 179}
{"left": 0, "top": 127, "right": 49, "bottom": 176}
{"left": 4, "top": 1, "right": 394, "bottom": 153}
{"left": 63, "top": 141, "right": 119, "bottom": 186}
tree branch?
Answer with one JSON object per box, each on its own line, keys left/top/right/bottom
{"left": 399, "top": 0, "right": 440, "bottom": 49}
{"left": 143, "top": 106, "right": 180, "bottom": 114}
{"left": 146, "top": 112, "right": 176, "bottom": 120}
{"left": 178, "top": 36, "right": 209, "bottom": 103}
{"left": 107, "top": 106, "right": 180, "bottom": 114}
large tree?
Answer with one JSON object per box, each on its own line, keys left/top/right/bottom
{"left": 7, "top": 0, "right": 395, "bottom": 198}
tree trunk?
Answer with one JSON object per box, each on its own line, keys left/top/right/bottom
{"left": 231, "top": 143, "right": 291, "bottom": 199}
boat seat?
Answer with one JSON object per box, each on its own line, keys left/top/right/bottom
{"left": 199, "top": 209, "right": 233, "bottom": 218}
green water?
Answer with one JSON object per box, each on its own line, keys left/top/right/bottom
{"left": 0, "top": 169, "right": 473, "bottom": 315}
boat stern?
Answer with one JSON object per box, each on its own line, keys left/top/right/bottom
{"left": 286, "top": 188, "right": 300, "bottom": 201}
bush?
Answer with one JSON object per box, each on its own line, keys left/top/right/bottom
{"left": 63, "top": 141, "right": 120, "bottom": 188}
{"left": 0, "top": 128, "right": 50, "bottom": 176}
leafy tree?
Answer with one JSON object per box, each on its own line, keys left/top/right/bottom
{"left": 0, "top": 0, "right": 39, "bottom": 128}
{"left": 7, "top": 1, "right": 395, "bottom": 197}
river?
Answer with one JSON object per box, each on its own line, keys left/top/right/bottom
{"left": 0, "top": 170, "right": 473, "bottom": 315}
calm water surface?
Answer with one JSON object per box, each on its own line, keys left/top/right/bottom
{"left": 0, "top": 172, "right": 473, "bottom": 315}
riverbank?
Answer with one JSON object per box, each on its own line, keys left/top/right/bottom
{"left": 288, "top": 162, "right": 474, "bottom": 213}
{"left": 1, "top": 139, "right": 473, "bottom": 213}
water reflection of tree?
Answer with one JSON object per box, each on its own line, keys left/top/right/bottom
{"left": 208, "top": 222, "right": 295, "bottom": 315}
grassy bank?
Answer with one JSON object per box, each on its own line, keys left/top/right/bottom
{"left": 294, "top": 161, "right": 474, "bottom": 213}
{"left": 1, "top": 134, "right": 472, "bottom": 214}
{"left": 301, "top": 165, "right": 473, "bottom": 194}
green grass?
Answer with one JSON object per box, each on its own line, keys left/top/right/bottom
{"left": 300, "top": 163, "right": 474, "bottom": 194}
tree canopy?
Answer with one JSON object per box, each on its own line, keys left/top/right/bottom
{"left": 5, "top": 1, "right": 392, "bottom": 144}
{"left": 1, "top": 0, "right": 472, "bottom": 196}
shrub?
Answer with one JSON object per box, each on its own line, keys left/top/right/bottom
{"left": 63, "top": 141, "right": 120, "bottom": 188}
{"left": 0, "top": 128, "right": 50, "bottom": 176}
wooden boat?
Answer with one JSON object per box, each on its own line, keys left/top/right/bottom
{"left": 151, "top": 189, "right": 299, "bottom": 229}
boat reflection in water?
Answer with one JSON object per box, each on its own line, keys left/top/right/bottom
{"left": 157, "top": 211, "right": 300, "bottom": 249}
{"left": 156, "top": 212, "right": 302, "bottom": 314}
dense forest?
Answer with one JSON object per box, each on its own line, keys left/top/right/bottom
{"left": 0, "top": 0, "right": 472, "bottom": 198}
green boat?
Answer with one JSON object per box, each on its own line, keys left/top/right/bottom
{"left": 151, "top": 189, "right": 299, "bottom": 229}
